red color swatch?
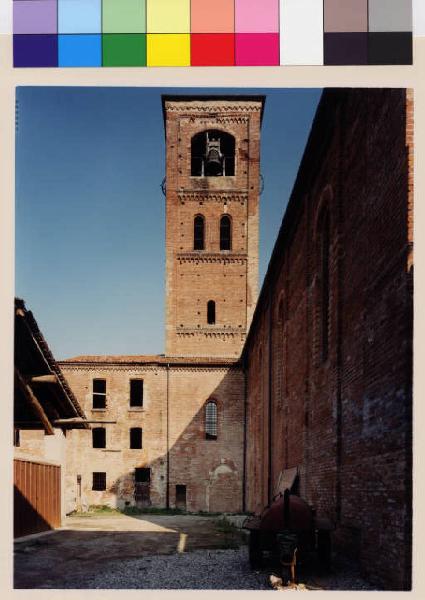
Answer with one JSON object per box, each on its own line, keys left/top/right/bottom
{"left": 191, "top": 33, "right": 235, "bottom": 66}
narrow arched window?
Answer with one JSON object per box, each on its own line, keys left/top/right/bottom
{"left": 276, "top": 297, "right": 285, "bottom": 408}
{"left": 320, "top": 211, "right": 330, "bottom": 361}
{"left": 207, "top": 300, "right": 216, "bottom": 325}
{"left": 194, "top": 215, "right": 205, "bottom": 250}
{"left": 220, "top": 215, "right": 232, "bottom": 250}
{"left": 205, "top": 401, "right": 217, "bottom": 439}
{"left": 277, "top": 297, "right": 284, "bottom": 324}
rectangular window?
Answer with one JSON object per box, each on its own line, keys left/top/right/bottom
{"left": 92, "top": 427, "right": 106, "bottom": 448}
{"left": 130, "top": 379, "right": 143, "bottom": 407}
{"left": 135, "top": 467, "right": 150, "bottom": 483}
{"left": 92, "top": 378, "right": 106, "bottom": 409}
{"left": 92, "top": 472, "right": 106, "bottom": 491}
{"left": 130, "top": 427, "right": 143, "bottom": 449}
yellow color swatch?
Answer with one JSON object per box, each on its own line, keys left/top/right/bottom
{"left": 147, "top": 0, "right": 190, "bottom": 33}
{"left": 147, "top": 34, "right": 191, "bottom": 66}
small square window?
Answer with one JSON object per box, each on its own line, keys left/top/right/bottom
{"left": 130, "top": 379, "right": 143, "bottom": 407}
{"left": 92, "top": 472, "right": 106, "bottom": 491}
{"left": 93, "top": 378, "right": 106, "bottom": 409}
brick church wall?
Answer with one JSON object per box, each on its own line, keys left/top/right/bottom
{"left": 243, "top": 89, "right": 413, "bottom": 590}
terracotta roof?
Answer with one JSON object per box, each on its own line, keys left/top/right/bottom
{"left": 59, "top": 355, "right": 240, "bottom": 367}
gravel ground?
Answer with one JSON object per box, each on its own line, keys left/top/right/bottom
{"left": 39, "top": 546, "right": 376, "bottom": 590}
{"left": 46, "top": 547, "right": 268, "bottom": 590}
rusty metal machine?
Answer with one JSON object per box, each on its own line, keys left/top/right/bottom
{"left": 243, "top": 468, "right": 333, "bottom": 585}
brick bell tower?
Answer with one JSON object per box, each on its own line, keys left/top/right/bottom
{"left": 162, "top": 96, "right": 265, "bottom": 358}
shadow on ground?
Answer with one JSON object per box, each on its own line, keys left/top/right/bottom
{"left": 14, "top": 513, "right": 244, "bottom": 589}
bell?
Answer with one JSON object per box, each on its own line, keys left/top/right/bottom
{"left": 205, "top": 136, "right": 223, "bottom": 176}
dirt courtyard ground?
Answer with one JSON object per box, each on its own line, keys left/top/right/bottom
{"left": 14, "top": 512, "right": 248, "bottom": 589}
{"left": 14, "top": 512, "right": 376, "bottom": 590}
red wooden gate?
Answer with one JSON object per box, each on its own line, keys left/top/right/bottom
{"left": 14, "top": 459, "right": 61, "bottom": 538}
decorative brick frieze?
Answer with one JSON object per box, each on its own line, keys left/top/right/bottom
{"left": 177, "top": 253, "right": 247, "bottom": 266}
{"left": 178, "top": 192, "right": 248, "bottom": 204}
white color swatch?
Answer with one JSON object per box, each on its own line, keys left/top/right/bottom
{"left": 413, "top": 0, "right": 425, "bottom": 36}
{"left": 280, "top": 0, "right": 324, "bottom": 65}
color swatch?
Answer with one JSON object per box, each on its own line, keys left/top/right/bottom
{"left": 323, "top": 0, "right": 412, "bottom": 65}
{"left": 13, "top": 1, "right": 413, "bottom": 67}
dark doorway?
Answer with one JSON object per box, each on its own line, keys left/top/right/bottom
{"left": 175, "top": 485, "right": 187, "bottom": 511}
{"left": 134, "top": 468, "right": 151, "bottom": 506}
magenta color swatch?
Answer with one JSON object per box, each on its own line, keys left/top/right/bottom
{"left": 14, "top": 0, "right": 58, "bottom": 35}
{"left": 235, "top": 33, "right": 279, "bottom": 65}
{"left": 235, "top": 0, "right": 279, "bottom": 33}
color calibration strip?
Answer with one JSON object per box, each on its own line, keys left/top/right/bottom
{"left": 13, "top": 0, "right": 413, "bottom": 67}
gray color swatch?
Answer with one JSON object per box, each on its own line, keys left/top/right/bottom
{"left": 369, "top": 0, "right": 412, "bottom": 32}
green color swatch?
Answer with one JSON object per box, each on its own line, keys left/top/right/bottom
{"left": 102, "top": 34, "right": 147, "bottom": 66}
{"left": 102, "top": 0, "right": 146, "bottom": 33}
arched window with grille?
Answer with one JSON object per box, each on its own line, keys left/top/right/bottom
{"left": 220, "top": 215, "right": 232, "bottom": 250}
{"left": 205, "top": 401, "right": 217, "bottom": 439}
{"left": 207, "top": 300, "right": 216, "bottom": 325}
{"left": 194, "top": 215, "right": 205, "bottom": 250}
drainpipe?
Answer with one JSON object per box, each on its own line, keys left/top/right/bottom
{"left": 268, "top": 289, "right": 273, "bottom": 505}
{"left": 166, "top": 363, "right": 170, "bottom": 509}
{"left": 242, "top": 357, "right": 247, "bottom": 512}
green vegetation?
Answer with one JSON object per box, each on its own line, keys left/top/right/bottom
{"left": 213, "top": 517, "right": 242, "bottom": 549}
{"left": 68, "top": 504, "right": 226, "bottom": 517}
{"left": 121, "top": 506, "right": 184, "bottom": 516}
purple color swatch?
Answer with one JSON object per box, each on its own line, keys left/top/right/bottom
{"left": 14, "top": 1, "right": 58, "bottom": 34}
{"left": 324, "top": 32, "right": 368, "bottom": 65}
{"left": 12, "top": 0, "right": 413, "bottom": 66}
{"left": 13, "top": 34, "right": 58, "bottom": 67}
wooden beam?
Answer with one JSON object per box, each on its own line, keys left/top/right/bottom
{"left": 27, "top": 374, "right": 58, "bottom": 384}
{"left": 53, "top": 418, "right": 116, "bottom": 425}
{"left": 15, "top": 368, "right": 54, "bottom": 435}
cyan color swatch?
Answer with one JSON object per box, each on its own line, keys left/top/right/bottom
{"left": 13, "top": 0, "right": 413, "bottom": 67}
{"left": 58, "top": 0, "right": 101, "bottom": 34}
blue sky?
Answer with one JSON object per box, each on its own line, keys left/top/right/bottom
{"left": 15, "top": 87, "right": 321, "bottom": 359}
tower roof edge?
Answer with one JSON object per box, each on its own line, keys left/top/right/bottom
{"left": 161, "top": 94, "right": 266, "bottom": 134}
